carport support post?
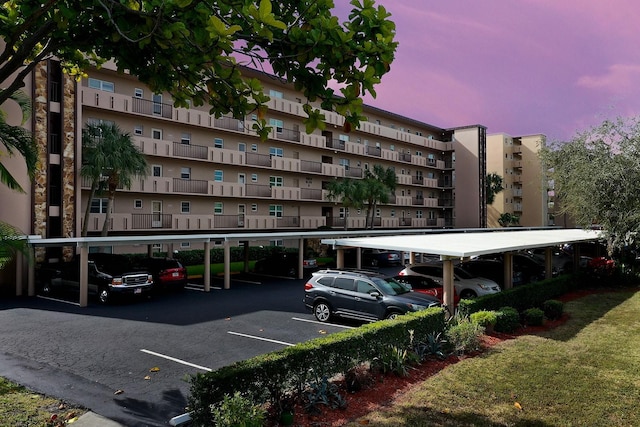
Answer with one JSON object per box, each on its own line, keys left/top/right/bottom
{"left": 356, "top": 248, "right": 362, "bottom": 269}
{"left": 503, "top": 252, "right": 514, "bottom": 289}
{"left": 336, "top": 248, "right": 345, "bottom": 268}
{"left": 297, "top": 239, "right": 304, "bottom": 279}
{"left": 242, "top": 241, "right": 250, "bottom": 273}
{"left": 203, "top": 240, "right": 211, "bottom": 292}
{"left": 545, "top": 247, "right": 553, "bottom": 279}
{"left": 15, "top": 250, "right": 23, "bottom": 296}
{"left": 27, "top": 247, "right": 35, "bottom": 296}
{"left": 442, "top": 257, "right": 455, "bottom": 318}
{"left": 223, "top": 240, "right": 231, "bottom": 290}
{"left": 79, "top": 244, "right": 89, "bottom": 307}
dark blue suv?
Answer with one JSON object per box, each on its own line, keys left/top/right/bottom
{"left": 304, "top": 269, "right": 440, "bottom": 323}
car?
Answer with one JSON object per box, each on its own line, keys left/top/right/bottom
{"left": 341, "top": 248, "right": 402, "bottom": 267}
{"left": 139, "top": 257, "right": 188, "bottom": 291}
{"left": 476, "top": 252, "right": 549, "bottom": 284}
{"left": 398, "top": 263, "right": 501, "bottom": 299}
{"left": 37, "top": 253, "right": 154, "bottom": 304}
{"left": 457, "top": 259, "right": 525, "bottom": 288}
{"left": 392, "top": 274, "right": 460, "bottom": 305}
{"left": 254, "top": 251, "right": 318, "bottom": 277}
{"left": 303, "top": 269, "right": 441, "bottom": 323}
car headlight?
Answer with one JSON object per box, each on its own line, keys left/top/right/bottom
{"left": 477, "top": 283, "right": 492, "bottom": 290}
{"left": 407, "top": 303, "right": 427, "bottom": 311}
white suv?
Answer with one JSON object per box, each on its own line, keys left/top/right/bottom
{"left": 398, "top": 263, "right": 501, "bottom": 299}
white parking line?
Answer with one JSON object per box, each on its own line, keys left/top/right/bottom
{"left": 140, "top": 349, "right": 212, "bottom": 372}
{"left": 36, "top": 295, "right": 81, "bottom": 306}
{"left": 227, "top": 331, "right": 294, "bottom": 347}
{"left": 291, "top": 317, "right": 355, "bottom": 329}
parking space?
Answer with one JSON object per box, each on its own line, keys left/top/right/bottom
{"left": 0, "top": 276, "right": 363, "bottom": 426}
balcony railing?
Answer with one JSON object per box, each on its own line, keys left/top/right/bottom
{"left": 173, "top": 142, "right": 208, "bottom": 160}
{"left": 276, "top": 216, "right": 299, "bottom": 227}
{"left": 49, "top": 133, "right": 61, "bottom": 155}
{"left": 326, "top": 139, "right": 346, "bottom": 150}
{"left": 246, "top": 184, "right": 272, "bottom": 197}
{"left": 438, "top": 178, "right": 453, "bottom": 188}
{"left": 300, "top": 160, "right": 322, "bottom": 173}
{"left": 132, "top": 214, "right": 172, "bottom": 229}
{"left": 388, "top": 194, "right": 397, "bottom": 204}
{"left": 49, "top": 81, "right": 61, "bottom": 103}
{"left": 399, "top": 152, "right": 412, "bottom": 163}
{"left": 366, "top": 146, "right": 381, "bottom": 157}
{"left": 245, "top": 152, "right": 272, "bottom": 167}
{"left": 412, "top": 197, "right": 424, "bottom": 206}
{"left": 132, "top": 97, "right": 173, "bottom": 118}
{"left": 214, "top": 116, "right": 245, "bottom": 132}
{"left": 345, "top": 166, "right": 363, "bottom": 178}
{"left": 412, "top": 176, "right": 424, "bottom": 185}
{"left": 399, "top": 217, "right": 412, "bottom": 226}
{"left": 173, "top": 178, "right": 208, "bottom": 194}
{"left": 438, "top": 199, "right": 454, "bottom": 208}
{"left": 427, "top": 218, "right": 438, "bottom": 226}
{"left": 301, "top": 188, "right": 323, "bottom": 200}
{"left": 214, "top": 214, "right": 245, "bottom": 228}
{"left": 276, "top": 128, "right": 300, "bottom": 142}
{"left": 326, "top": 217, "right": 345, "bottom": 228}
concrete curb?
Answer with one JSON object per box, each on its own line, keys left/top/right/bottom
{"left": 72, "top": 412, "right": 125, "bottom": 427}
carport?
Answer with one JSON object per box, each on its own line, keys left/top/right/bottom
{"left": 321, "top": 228, "right": 603, "bottom": 313}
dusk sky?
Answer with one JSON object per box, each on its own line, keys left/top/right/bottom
{"left": 334, "top": 1, "right": 640, "bottom": 142}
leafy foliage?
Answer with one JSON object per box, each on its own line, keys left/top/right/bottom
{"left": 470, "top": 310, "right": 498, "bottom": 329}
{"left": 210, "top": 392, "right": 265, "bottom": 427}
{"left": 303, "top": 375, "right": 346, "bottom": 414}
{"left": 522, "top": 307, "right": 545, "bottom": 326}
{"left": 445, "top": 316, "right": 484, "bottom": 355}
{"left": 542, "top": 299, "right": 564, "bottom": 320}
{"left": 494, "top": 307, "right": 520, "bottom": 333}
{"left": 486, "top": 173, "right": 504, "bottom": 205}
{"left": 540, "top": 116, "right": 640, "bottom": 250}
{"left": 498, "top": 212, "right": 520, "bottom": 227}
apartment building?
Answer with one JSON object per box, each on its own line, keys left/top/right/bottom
{"left": 486, "top": 133, "right": 549, "bottom": 227}
{"left": 1, "top": 59, "right": 488, "bottom": 262}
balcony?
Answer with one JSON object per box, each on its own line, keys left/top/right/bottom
{"left": 276, "top": 216, "right": 299, "bottom": 227}
{"left": 274, "top": 127, "right": 301, "bottom": 142}
{"left": 345, "top": 166, "right": 363, "bottom": 178}
{"left": 301, "top": 188, "right": 323, "bottom": 200}
{"left": 412, "top": 197, "right": 424, "bottom": 206}
{"left": 399, "top": 152, "right": 412, "bottom": 163}
{"left": 173, "top": 178, "right": 208, "bottom": 194}
{"left": 132, "top": 97, "right": 173, "bottom": 119}
{"left": 214, "top": 214, "right": 245, "bottom": 228}
{"left": 300, "top": 159, "right": 322, "bottom": 173}
{"left": 326, "top": 217, "right": 345, "bottom": 228}
{"left": 438, "top": 199, "right": 454, "bottom": 208}
{"left": 438, "top": 178, "right": 454, "bottom": 189}
{"left": 131, "top": 214, "right": 172, "bottom": 229}
{"left": 173, "top": 142, "right": 208, "bottom": 160}
{"left": 246, "top": 184, "right": 272, "bottom": 197}
{"left": 326, "top": 139, "right": 346, "bottom": 151}
{"left": 412, "top": 176, "right": 424, "bottom": 185}
{"left": 245, "top": 152, "right": 272, "bottom": 167}
{"left": 366, "top": 146, "right": 381, "bottom": 157}
{"left": 399, "top": 217, "right": 412, "bottom": 227}
{"left": 214, "top": 116, "right": 245, "bottom": 132}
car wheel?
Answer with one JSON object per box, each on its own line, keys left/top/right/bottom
{"left": 41, "top": 280, "right": 52, "bottom": 295}
{"left": 98, "top": 287, "right": 110, "bottom": 304}
{"left": 386, "top": 311, "right": 401, "bottom": 320}
{"left": 460, "top": 289, "right": 477, "bottom": 299}
{"left": 369, "top": 258, "right": 379, "bottom": 267}
{"left": 313, "top": 302, "right": 332, "bottom": 322}
{"left": 287, "top": 267, "right": 296, "bottom": 277}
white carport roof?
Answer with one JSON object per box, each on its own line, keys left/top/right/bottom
{"left": 321, "top": 228, "right": 603, "bottom": 258}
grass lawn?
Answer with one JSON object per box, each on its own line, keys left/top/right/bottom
{"left": 0, "top": 378, "right": 85, "bottom": 426}
{"left": 348, "top": 289, "right": 640, "bottom": 426}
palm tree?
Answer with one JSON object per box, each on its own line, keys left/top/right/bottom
{"left": 80, "top": 123, "right": 148, "bottom": 237}
{"left": 325, "top": 178, "right": 365, "bottom": 230}
{"left": 362, "top": 165, "right": 397, "bottom": 229}
{"left": 486, "top": 173, "right": 504, "bottom": 205}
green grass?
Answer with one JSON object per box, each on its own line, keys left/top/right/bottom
{"left": 0, "top": 378, "right": 85, "bottom": 426}
{"left": 349, "top": 289, "right": 640, "bottom": 427}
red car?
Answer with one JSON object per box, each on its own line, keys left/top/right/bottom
{"left": 140, "top": 257, "right": 188, "bottom": 291}
{"left": 392, "top": 275, "right": 460, "bottom": 305}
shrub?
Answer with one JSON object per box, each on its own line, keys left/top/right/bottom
{"left": 470, "top": 310, "right": 498, "bottom": 330}
{"left": 543, "top": 299, "right": 564, "bottom": 320}
{"left": 414, "top": 331, "right": 448, "bottom": 360}
{"left": 210, "top": 392, "right": 266, "bottom": 427}
{"left": 445, "top": 316, "right": 484, "bottom": 354}
{"left": 523, "top": 307, "right": 545, "bottom": 326}
{"left": 494, "top": 307, "right": 520, "bottom": 333}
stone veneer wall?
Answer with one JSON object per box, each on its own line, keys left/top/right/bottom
{"left": 61, "top": 72, "right": 76, "bottom": 261}
{"left": 33, "top": 63, "right": 48, "bottom": 262}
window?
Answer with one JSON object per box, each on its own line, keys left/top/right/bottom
{"left": 428, "top": 211, "right": 436, "bottom": 220}
{"left": 251, "top": 173, "right": 258, "bottom": 182}
{"left": 238, "top": 204, "right": 245, "bottom": 214}
{"left": 269, "top": 89, "right": 284, "bottom": 98}
{"left": 88, "top": 78, "right": 114, "bottom": 92}
{"left": 251, "top": 144, "right": 258, "bottom": 152}
{"left": 375, "top": 120, "right": 381, "bottom": 125}
{"left": 416, "top": 151, "right": 423, "bottom": 157}
{"left": 90, "top": 198, "right": 108, "bottom": 213}
{"left": 339, "top": 207, "right": 348, "bottom": 218}
{"left": 152, "top": 93, "right": 163, "bottom": 115}
{"left": 214, "top": 202, "right": 223, "bottom": 214}
{"left": 251, "top": 204, "right": 258, "bottom": 212}
{"left": 390, "top": 209, "right": 395, "bottom": 217}
{"left": 251, "top": 114, "right": 258, "bottom": 121}
{"left": 152, "top": 165, "right": 162, "bottom": 177}
{"left": 134, "top": 88, "right": 143, "bottom": 98}
{"left": 339, "top": 158, "right": 350, "bottom": 169}
{"left": 238, "top": 173, "right": 245, "bottom": 184}
{"left": 133, "top": 125, "right": 143, "bottom": 136}
{"left": 214, "top": 170, "right": 223, "bottom": 182}
{"left": 269, "top": 205, "right": 283, "bottom": 217}
{"left": 416, "top": 210, "right": 423, "bottom": 219}
{"left": 181, "top": 167, "right": 191, "bottom": 179}
{"left": 428, "top": 153, "right": 436, "bottom": 164}
{"left": 134, "top": 199, "right": 143, "bottom": 209}
{"left": 180, "top": 242, "right": 191, "bottom": 249}
{"left": 269, "top": 239, "right": 284, "bottom": 247}
{"left": 238, "top": 143, "right": 246, "bottom": 152}
{"left": 339, "top": 134, "right": 349, "bottom": 142}
{"left": 214, "top": 138, "right": 223, "bottom": 148}
{"left": 181, "top": 132, "right": 191, "bottom": 145}
{"left": 269, "top": 176, "right": 283, "bottom": 187}
{"left": 269, "top": 147, "right": 283, "bottom": 157}
{"left": 152, "top": 128, "right": 162, "bottom": 140}
{"left": 181, "top": 202, "right": 190, "bottom": 213}
{"left": 390, "top": 144, "right": 395, "bottom": 151}
{"left": 269, "top": 118, "right": 284, "bottom": 133}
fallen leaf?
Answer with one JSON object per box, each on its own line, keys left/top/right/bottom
{"left": 114, "top": 389, "right": 124, "bottom": 395}
{"left": 225, "top": 317, "right": 231, "bottom": 321}
{"left": 514, "top": 402, "right": 522, "bottom": 410}
{"left": 149, "top": 367, "right": 160, "bottom": 372}
{"left": 144, "top": 375, "right": 151, "bottom": 380}
{"left": 67, "top": 417, "right": 79, "bottom": 424}
{"left": 319, "top": 330, "right": 327, "bottom": 334}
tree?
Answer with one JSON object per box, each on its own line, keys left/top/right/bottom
{"left": 362, "top": 164, "right": 396, "bottom": 229}
{"left": 325, "top": 178, "right": 365, "bottom": 230}
{"left": 486, "top": 173, "right": 503, "bottom": 205}
{"left": 80, "top": 123, "right": 148, "bottom": 237}
{"left": 1, "top": 0, "right": 398, "bottom": 138}
{"left": 498, "top": 212, "right": 520, "bottom": 227}
{"left": 539, "top": 116, "right": 640, "bottom": 250}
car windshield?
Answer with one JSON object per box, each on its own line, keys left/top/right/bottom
{"left": 454, "top": 266, "right": 476, "bottom": 279}
{"left": 372, "top": 277, "right": 411, "bottom": 295}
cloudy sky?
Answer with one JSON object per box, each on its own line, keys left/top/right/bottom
{"left": 334, "top": 0, "right": 640, "bottom": 142}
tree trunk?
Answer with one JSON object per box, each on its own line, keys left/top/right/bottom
{"left": 100, "top": 190, "right": 115, "bottom": 237}
{"left": 81, "top": 181, "right": 98, "bottom": 237}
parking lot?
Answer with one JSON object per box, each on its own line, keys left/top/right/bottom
{"left": 0, "top": 269, "right": 398, "bottom": 426}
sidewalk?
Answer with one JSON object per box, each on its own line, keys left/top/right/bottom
{"left": 72, "top": 412, "right": 125, "bottom": 427}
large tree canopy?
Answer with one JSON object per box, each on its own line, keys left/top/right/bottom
{"left": 0, "top": 0, "right": 397, "bottom": 138}
{"left": 540, "top": 116, "right": 640, "bottom": 250}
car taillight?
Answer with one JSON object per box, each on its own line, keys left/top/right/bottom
{"left": 398, "top": 271, "right": 406, "bottom": 276}
{"left": 304, "top": 283, "right": 314, "bottom": 290}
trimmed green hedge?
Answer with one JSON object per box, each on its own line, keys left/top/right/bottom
{"left": 188, "top": 307, "right": 445, "bottom": 426}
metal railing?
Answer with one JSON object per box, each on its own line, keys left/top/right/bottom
{"left": 366, "top": 146, "right": 381, "bottom": 157}
{"left": 214, "top": 215, "right": 245, "bottom": 228}
{"left": 214, "top": 116, "right": 245, "bottom": 132}
{"left": 132, "top": 214, "right": 172, "bottom": 229}
{"left": 399, "top": 152, "right": 412, "bottom": 162}
{"left": 132, "top": 97, "right": 173, "bottom": 118}
{"left": 246, "top": 184, "right": 272, "bottom": 197}
{"left": 277, "top": 216, "right": 299, "bottom": 227}
{"left": 300, "top": 160, "right": 322, "bottom": 173}
{"left": 301, "top": 188, "right": 323, "bottom": 200}
{"left": 399, "top": 217, "right": 412, "bottom": 226}
{"left": 173, "top": 178, "right": 208, "bottom": 194}
{"left": 245, "top": 152, "right": 272, "bottom": 167}
{"left": 345, "top": 166, "right": 363, "bottom": 178}
{"left": 276, "top": 128, "right": 300, "bottom": 142}
{"left": 326, "top": 139, "right": 346, "bottom": 150}
{"left": 173, "top": 142, "right": 208, "bottom": 160}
